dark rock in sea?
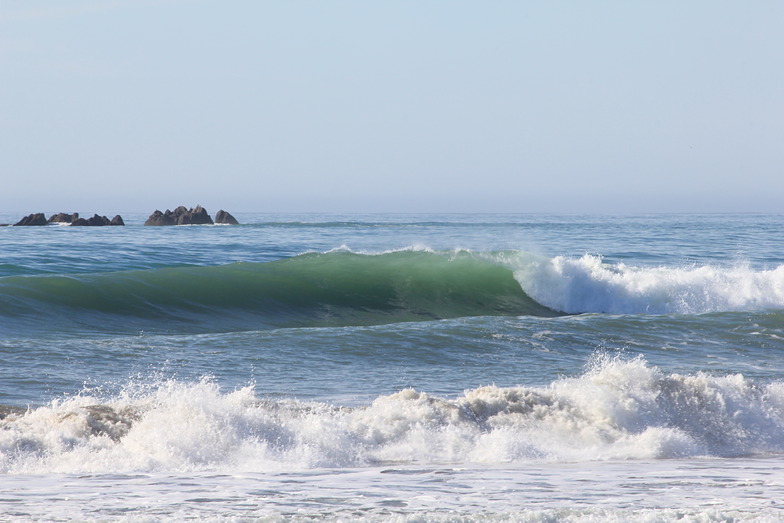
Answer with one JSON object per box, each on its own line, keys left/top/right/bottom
{"left": 71, "top": 214, "right": 123, "bottom": 226}
{"left": 178, "top": 205, "right": 213, "bottom": 225}
{"left": 215, "top": 210, "right": 239, "bottom": 225}
{"left": 144, "top": 205, "right": 214, "bottom": 226}
{"left": 12, "top": 211, "right": 123, "bottom": 227}
{"left": 144, "top": 209, "right": 175, "bottom": 226}
{"left": 48, "top": 212, "right": 79, "bottom": 224}
{"left": 14, "top": 213, "right": 48, "bottom": 226}
{"left": 87, "top": 214, "right": 110, "bottom": 226}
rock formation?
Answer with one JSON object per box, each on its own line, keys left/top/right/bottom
{"left": 177, "top": 205, "right": 213, "bottom": 225}
{"left": 71, "top": 214, "right": 125, "bottom": 226}
{"left": 144, "top": 205, "right": 215, "bottom": 226}
{"left": 12, "top": 212, "right": 123, "bottom": 227}
{"left": 14, "top": 213, "right": 48, "bottom": 226}
{"left": 48, "top": 212, "right": 79, "bottom": 224}
{"left": 215, "top": 210, "right": 239, "bottom": 225}
{"left": 143, "top": 210, "right": 174, "bottom": 226}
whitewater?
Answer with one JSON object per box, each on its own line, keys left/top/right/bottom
{"left": 1, "top": 212, "right": 784, "bottom": 521}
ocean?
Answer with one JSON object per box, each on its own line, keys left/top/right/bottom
{"left": 1, "top": 212, "right": 783, "bottom": 522}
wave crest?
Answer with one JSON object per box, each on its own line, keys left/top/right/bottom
{"left": 513, "top": 254, "right": 784, "bottom": 314}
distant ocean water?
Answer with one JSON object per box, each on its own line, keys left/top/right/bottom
{"left": 1, "top": 213, "right": 784, "bottom": 521}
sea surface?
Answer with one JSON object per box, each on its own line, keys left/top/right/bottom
{"left": 1, "top": 212, "right": 783, "bottom": 522}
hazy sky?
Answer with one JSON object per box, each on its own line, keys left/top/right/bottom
{"left": 1, "top": 1, "right": 782, "bottom": 214}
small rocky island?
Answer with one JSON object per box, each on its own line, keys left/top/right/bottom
{"left": 7, "top": 206, "right": 238, "bottom": 227}
{"left": 13, "top": 213, "right": 48, "bottom": 226}
{"left": 144, "top": 206, "right": 238, "bottom": 226}
{"left": 12, "top": 212, "right": 125, "bottom": 226}
{"left": 215, "top": 209, "right": 240, "bottom": 225}
{"left": 72, "top": 214, "right": 125, "bottom": 226}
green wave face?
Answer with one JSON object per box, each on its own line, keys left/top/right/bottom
{"left": 0, "top": 251, "right": 558, "bottom": 334}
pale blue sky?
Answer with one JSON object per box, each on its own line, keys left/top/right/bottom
{"left": 1, "top": 1, "right": 782, "bottom": 214}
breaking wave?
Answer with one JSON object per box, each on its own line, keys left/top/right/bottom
{"left": 512, "top": 253, "right": 784, "bottom": 314}
{"left": 2, "top": 249, "right": 783, "bottom": 335}
{"left": 2, "top": 356, "right": 783, "bottom": 474}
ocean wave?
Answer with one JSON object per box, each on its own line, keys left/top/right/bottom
{"left": 2, "top": 250, "right": 783, "bottom": 335}
{"left": 2, "top": 356, "right": 783, "bottom": 474}
{"left": 0, "top": 251, "right": 557, "bottom": 334}
{"left": 511, "top": 253, "right": 784, "bottom": 314}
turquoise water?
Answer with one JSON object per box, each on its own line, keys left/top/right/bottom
{"left": 1, "top": 213, "right": 783, "bottom": 521}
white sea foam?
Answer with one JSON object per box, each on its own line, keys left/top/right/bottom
{"left": 3, "top": 462, "right": 783, "bottom": 521}
{"left": 2, "top": 357, "right": 783, "bottom": 475}
{"left": 512, "top": 254, "right": 784, "bottom": 314}
{"left": 325, "top": 244, "right": 438, "bottom": 256}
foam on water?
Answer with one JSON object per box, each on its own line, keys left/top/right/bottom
{"left": 3, "top": 356, "right": 783, "bottom": 475}
{"left": 512, "top": 254, "right": 784, "bottom": 314}
{"left": 4, "top": 462, "right": 784, "bottom": 521}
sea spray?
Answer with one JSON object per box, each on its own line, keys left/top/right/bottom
{"left": 3, "top": 356, "right": 784, "bottom": 474}
{"left": 512, "top": 254, "right": 784, "bottom": 314}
